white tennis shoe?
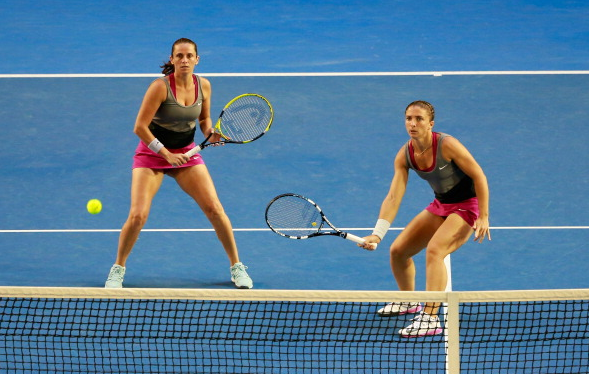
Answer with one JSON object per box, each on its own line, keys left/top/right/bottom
{"left": 230, "top": 262, "right": 253, "bottom": 289}
{"left": 377, "top": 302, "right": 422, "bottom": 316}
{"left": 105, "top": 265, "right": 125, "bottom": 288}
{"left": 399, "top": 312, "right": 443, "bottom": 337}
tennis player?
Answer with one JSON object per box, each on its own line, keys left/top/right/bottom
{"left": 361, "top": 100, "right": 490, "bottom": 337}
{"left": 104, "top": 38, "right": 253, "bottom": 289}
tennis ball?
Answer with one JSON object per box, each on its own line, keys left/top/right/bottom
{"left": 311, "top": 222, "right": 317, "bottom": 227}
{"left": 87, "top": 199, "right": 102, "bottom": 214}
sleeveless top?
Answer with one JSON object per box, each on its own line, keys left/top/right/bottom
{"left": 405, "top": 132, "right": 476, "bottom": 204}
{"left": 149, "top": 74, "right": 203, "bottom": 148}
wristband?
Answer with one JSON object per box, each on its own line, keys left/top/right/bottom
{"left": 372, "top": 219, "right": 391, "bottom": 240}
{"left": 148, "top": 138, "right": 164, "bottom": 154}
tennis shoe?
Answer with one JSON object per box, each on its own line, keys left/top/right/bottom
{"left": 398, "top": 312, "right": 443, "bottom": 337}
{"left": 230, "top": 262, "right": 253, "bottom": 289}
{"left": 105, "top": 265, "right": 125, "bottom": 288}
{"left": 377, "top": 301, "right": 422, "bottom": 317}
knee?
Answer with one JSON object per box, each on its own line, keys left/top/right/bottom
{"left": 390, "top": 243, "right": 410, "bottom": 263}
{"left": 126, "top": 210, "right": 149, "bottom": 229}
{"left": 425, "top": 242, "right": 445, "bottom": 263}
{"left": 201, "top": 201, "right": 226, "bottom": 221}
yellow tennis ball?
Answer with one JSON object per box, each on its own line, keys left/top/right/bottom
{"left": 311, "top": 222, "right": 317, "bottom": 227}
{"left": 87, "top": 199, "right": 102, "bottom": 214}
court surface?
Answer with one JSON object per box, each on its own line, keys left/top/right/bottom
{"left": 0, "top": 1, "right": 588, "bottom": 292}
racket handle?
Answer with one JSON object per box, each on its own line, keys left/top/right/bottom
{"left": 345, "top": 233, "right": 378, "bottom": 250}
{"left": 184, "top": 145, "right": 203, "bottom": 158}
{"left": 185, "top": 132, "right": 214, "bottom": 157}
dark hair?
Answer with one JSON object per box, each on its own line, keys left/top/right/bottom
{"left": 406, "top": 100, "right": 435, "bottom": 121}
{"left": 160, "top": 38, "right": 198, "bottom": 75}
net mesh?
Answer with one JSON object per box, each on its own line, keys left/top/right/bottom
{"left": 0, "top": 288, "right": 587, "bottom": 374}
{"left": 460, "top": 299, "right": 588, "bottom": 373}
{"left": 219, "top": 95, "right": 272, "bottom": 142}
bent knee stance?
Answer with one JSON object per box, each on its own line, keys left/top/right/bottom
{"left": 425, "top": 242, "right": 448, "bottom": 263}
{"left": 201, "top": 201, "right": 227, "bottom": 221}
{"left": 125, "top": 211, "right": 149, "bottom": 229}
{"left": 390, "top": 243, "right": 413, "bottom": 263}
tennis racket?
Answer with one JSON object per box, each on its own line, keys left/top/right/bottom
{"left": 184, "top": 93, "right": 273, "bottom": 157}
{"left": 265, "top": 193, "right": 377, "bottom": 250}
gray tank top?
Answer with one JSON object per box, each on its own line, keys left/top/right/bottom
{"left": 149, "top": 74, "right": 203, "bottom": 148}
{"left": 405, "top": 132, "right": 475, "bottom": 203}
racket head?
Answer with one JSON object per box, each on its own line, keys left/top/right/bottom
{"left": 265, "top": 193, "right": 328, "bottom": 239}
{"left": 215, "top": 93, "right": 274, "bottom": 143}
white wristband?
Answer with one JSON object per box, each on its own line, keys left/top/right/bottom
{"left": 148, "top": 138, "right": 164, "bottom": 154}
{"left": 372, "top": 219, "right": 391, "bottom": 240}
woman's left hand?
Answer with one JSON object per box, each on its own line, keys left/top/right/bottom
{"left": 207, "top": 128, "right": 225, "bottom": 146}
{"left": 473, "top": 217, "right": 491, "bottom": 243}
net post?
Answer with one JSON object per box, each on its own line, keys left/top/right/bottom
{"left": 445, "top": 291, "right": 461, "bottom": 374}
{"left": 444, "top": 254, "right": 452, "bottom": 292}
{"left": 443, "top": 254, "right": 454, "bottom": 374}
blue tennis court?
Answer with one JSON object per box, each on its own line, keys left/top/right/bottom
{"left": 1, "top": 73, "right": 587, "bottom": 291}
{"left": 0, "top": 1, "right": 588, "bottom": 372}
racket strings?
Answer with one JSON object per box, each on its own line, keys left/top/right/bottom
{"left": 220, "top": 95, "right": 272, "bottom": 142}
{"left": 266, "top": 196, "right": 322, "bottom": 237}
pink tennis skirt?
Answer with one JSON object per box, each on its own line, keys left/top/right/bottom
{"left": 132, "top": 141, "right": 205, "bottom": 169}
{"left": 425, "top": 197, "right": 480, "bottom": 227}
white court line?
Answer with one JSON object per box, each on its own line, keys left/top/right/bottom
{"left": 0, "top": 226, "right": 587, "bottom": 233}
{"left": 0, "top": 71, "right": 589, "bottom": 79}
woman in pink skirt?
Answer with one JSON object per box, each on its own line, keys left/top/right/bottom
{"left": 361, "top": 101, "right": 490, "bottom": 337}
{"left": 104, "top": 38, "right": 253, "bottom": 289}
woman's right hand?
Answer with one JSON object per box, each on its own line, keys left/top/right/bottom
{"left": 358, "top": 235, "right": 381, "bottom": 251}
{"left": 162, "top": 150, "right": 190, "bottom": 167}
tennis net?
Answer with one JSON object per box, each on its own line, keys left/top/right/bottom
{"left": 0, "top": 287, "right": 587, "bottom": 373}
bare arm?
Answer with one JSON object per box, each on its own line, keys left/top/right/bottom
{"left": 133, "top": 79, "right": 167, "bottom": 144}
{"left": 379, "top": 147, "right": 410, "bottom": 224}
{"left": 197, "top": 77, "right": 214, "bottom": 137}
{"left": 197, "top": 77, "right": 226, "bottom": 145}
{"left": 442, "top": 137, "right": 491, "bottom": 242}
{"left": 360, "top": 146, "right": 409, "bottom": 248}
{"left": 133, "top": 79, "right": 189, "bottom": 166}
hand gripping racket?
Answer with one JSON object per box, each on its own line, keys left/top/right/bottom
{"left": 265, "top": 193, "right": 377, "bottom": 250}
{"left": 184, "top": 93, "right": 273, "bottom": 157}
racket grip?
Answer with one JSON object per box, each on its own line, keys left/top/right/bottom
{"left": 345, "top": 233, "right": 378, "bottom": 250}
{"left": 184, "top": 145, "right": 203, "bottom": 158}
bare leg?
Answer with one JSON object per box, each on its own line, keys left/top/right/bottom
{"left": 171, "top": 165, "right": 240, "bottom": 265}
{"left": 390, "top": 210, "right": 444, "bottom": 291}
{"left": 115, "top": 168, "right": 164, "bottom": 267}
{"left": 422, "top": 213, "right": 473, "bottom": 316}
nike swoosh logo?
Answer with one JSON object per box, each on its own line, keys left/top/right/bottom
{"left": 439, "top": 164, "right": 448, "bottom": 170}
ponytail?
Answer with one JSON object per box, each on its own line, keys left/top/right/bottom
{"left": 160, "top": 61, "right": 174, "bottom": 75}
